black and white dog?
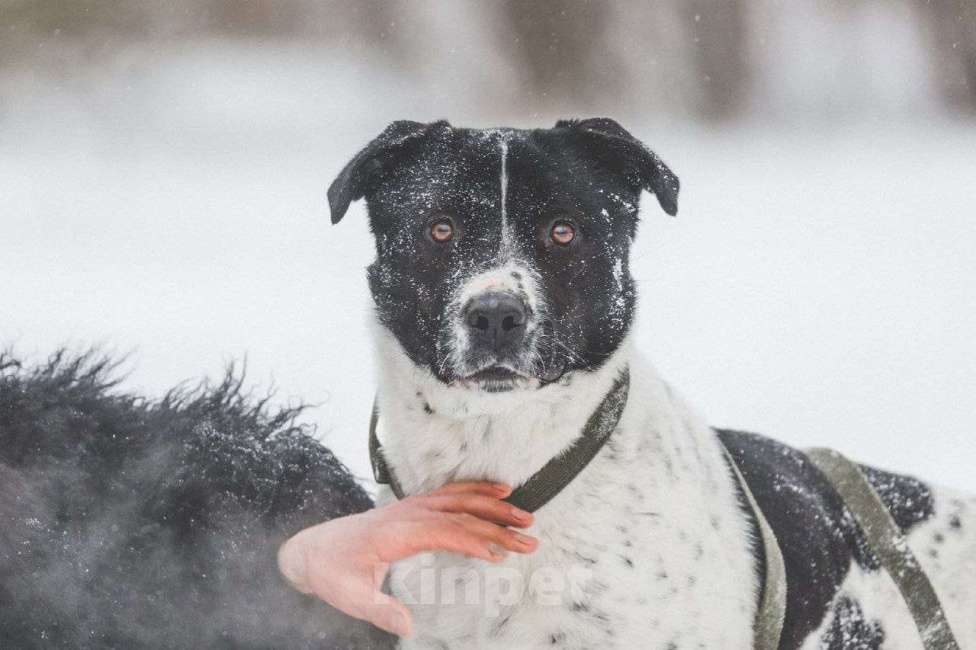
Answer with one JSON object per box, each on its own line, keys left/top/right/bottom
{"left": 329, "top": 119, "right": 976, "bottom": 649}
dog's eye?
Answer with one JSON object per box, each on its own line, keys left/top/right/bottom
{"left": 550, "top": 221, "right": 576, "bottom": 246}
{"left": 429, "top": 218, "right": 455, "bottom": 243}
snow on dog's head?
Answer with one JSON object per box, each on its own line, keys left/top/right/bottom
{"left": 329, "top": 119, "right": 678, "bottom": 395}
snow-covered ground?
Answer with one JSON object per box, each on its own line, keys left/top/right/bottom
{"left": 2, "top": 44, "right": 975, "bottom": 492}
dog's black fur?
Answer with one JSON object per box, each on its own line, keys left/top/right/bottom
{"left": 329, "top": 119, "right": 678, "bottom": 386}
{"left": 0, "top": 351, "right": 395, "bottom": 650}
{"left": 719, "top": 430, "right": 935, "bottom": 649}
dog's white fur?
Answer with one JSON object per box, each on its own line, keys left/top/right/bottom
{"left": 372, "top": 322, "right": 976, "bottom": 648}
{"left": 375, "top": 331, "right": 760, "bottom": 648}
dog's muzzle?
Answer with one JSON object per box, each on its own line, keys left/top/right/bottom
{"left": 446, "top": 262, "right": 544, "bottom": 389}
{"left": 463, "top": 292, "right": 527, "bottom": 357}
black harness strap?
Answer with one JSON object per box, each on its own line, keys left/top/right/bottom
{"left": 368, "top": 398, "right": 404, "bottom": 498}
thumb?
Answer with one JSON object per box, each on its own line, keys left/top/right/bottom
{"left": 360, "top": 591, "right": 414, "bottom": 638}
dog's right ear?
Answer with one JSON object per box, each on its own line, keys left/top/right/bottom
{"left": 554, "top": 118, "right": 679, "bottom": 216}
{"left": 328, "top": 120, "right": 445, "bottom": 225}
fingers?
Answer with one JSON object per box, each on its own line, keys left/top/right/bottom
{"left": 446, "top": 512, "right": 539, "bottom": 554}
{"left": 313, "top": 566, "right": 414, "bottom": 638}
{"left": 425, "top": 493, "right": 533, "bottom": 528}
{"left": 277, "top": 535, "right": 311, "bottom": 594}
{"left": 392, "top": 513, "right": 538, "bottom": 562}
{"left": 428, "top": 481, "right": 512, "bottom": 499}
{"left": 359, "top": 591, "right": 414, "bottom": 638}
{"left": 377, "top": 517, "right": 494, "bottom": 563}
{"left": 368, "top": 481, "right": 539, "bottom": 564}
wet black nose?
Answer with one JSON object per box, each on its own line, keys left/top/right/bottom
{"left": 464, "top": 293, "right": 527, "bottom": 351}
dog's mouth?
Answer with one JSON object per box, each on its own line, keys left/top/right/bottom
{"left": 458, "top": 365, "right": 528, "bottom": 393}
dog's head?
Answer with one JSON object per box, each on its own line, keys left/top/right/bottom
{"left": 329, "top": 118, "right": 678, "bottom": 394}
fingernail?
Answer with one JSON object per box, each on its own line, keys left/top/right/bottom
{"left": 511, "top": 507, "right": 533, "bottom": 523}
{"left": 514, "top": 533, "right": 536, "bottom": 548}
{"left": 494, "top": 483, "right": 513, "bottom": 496}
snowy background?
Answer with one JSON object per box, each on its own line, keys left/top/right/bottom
{"left": 2, "top": 1, "right": 975, "bottom": 491}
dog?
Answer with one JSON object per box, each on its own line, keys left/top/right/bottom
{"left": 328, "top": 118, "right": 976, "bottom": 649}
{"left": 0, "top": 351, "right": 395, "bottom": 649}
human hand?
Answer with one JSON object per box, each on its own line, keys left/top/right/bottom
{"left": 277, "top": 481, "right": 538, "bottom": 637}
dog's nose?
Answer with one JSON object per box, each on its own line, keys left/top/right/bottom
{"left": 464, "top": 293, "right": 527, "bottom": 351}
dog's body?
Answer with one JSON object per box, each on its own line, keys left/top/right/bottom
{"left": 331, "top": 119, "right": 976, "bottom": 649}
{"left": 377, "top": 344, "right": 976, "bottom": 649}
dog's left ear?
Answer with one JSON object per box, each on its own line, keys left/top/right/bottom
{"left": 554, "top": 118, "right": 679, "bottom": 216}
{"left": 328, "top": 120, "right": 446, "bottom": 224}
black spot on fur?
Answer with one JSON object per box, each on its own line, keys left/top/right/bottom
{"left": 490, "top": 614, "right": 512, "bottom": 637}
{"left": 574, "top": 551, "right": 597, "bottom": 565}
{"left": 819, "top": 597, "right": 885, "bottom": 649}
{"left": 949, "top": 514, "right": 962, "bottom": 530}
{"left": 857, "top": 464, "right": 935, "bottom": 532}
{"left": 590, "top": 608, "right": 610, "bottom": 623}
{"left": 423, "top": 402, "right": 434, "bottom": 415}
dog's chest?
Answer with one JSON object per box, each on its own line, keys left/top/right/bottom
{"left": 383, "top": 398, "right": 758, "bottom": 649}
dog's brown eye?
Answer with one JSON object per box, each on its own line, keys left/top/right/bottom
{"left": 430, "top": 219, "right": 455, "bottom": 243}
{"left": 550, "top": 221, "right": 576, "bottom": 246}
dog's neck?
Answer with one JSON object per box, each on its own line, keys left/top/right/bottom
{"left": 373, "top": 328, "right": 764, "bottom": 648}
{"left": 372, "top": 329, "right": 636, "bottom": 496}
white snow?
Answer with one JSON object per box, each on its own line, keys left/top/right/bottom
{"left": 1, "top": 43, "right": 974, "bottom": 492}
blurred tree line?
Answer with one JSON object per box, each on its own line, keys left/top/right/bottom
{"left": 1, "top": 0, "right": 974, "bottom": 119}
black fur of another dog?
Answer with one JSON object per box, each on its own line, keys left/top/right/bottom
{"left": 0, "top": 351, "right": 393, "bottom": 649}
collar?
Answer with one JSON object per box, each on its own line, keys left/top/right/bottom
{"left": 369, "top": 368, "right": 630, "bottom": 513}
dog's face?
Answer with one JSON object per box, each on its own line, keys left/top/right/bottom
{"left": 329, "top": 119, "right": 678, "bottom": 394}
